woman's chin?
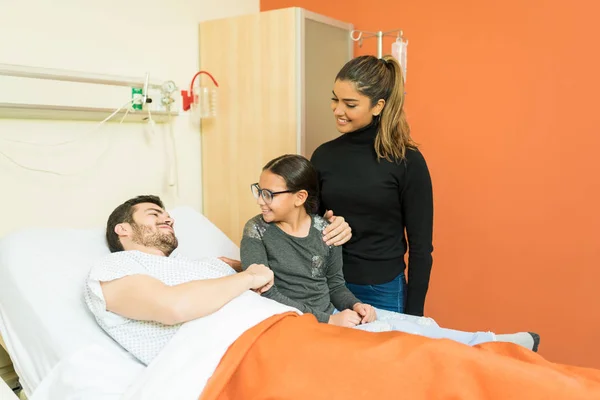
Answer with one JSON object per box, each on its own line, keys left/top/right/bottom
{"left": 335, "top": 123, "right": 352, "bottom": 133}
{"left": 337, "top": 122, "right": 362, "bottom": 134}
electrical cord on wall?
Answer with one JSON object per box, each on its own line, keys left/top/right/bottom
{"left": 119, "top": 104, "right": 132, "bottom": 123}
{"left": 0, "top": 99, "right": 134, "bottom": 147}
{"left": 0, "top": 99, "right": 133, "bottom": 175}
{"left": 1, "top": 83, "right": 181, "bottom": 188}
{"left": 166, "top": 107, "right": 179, "bottom": 198}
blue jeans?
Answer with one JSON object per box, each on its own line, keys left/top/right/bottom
{"left": 346, "top": 273, "right": 406, "bottom": 313}
{"left": 332, "top": 308, "right": 496, "bottom": 346}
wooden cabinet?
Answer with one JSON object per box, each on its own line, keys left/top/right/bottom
{"left": 199, "top": 7, "right": 353, "bottom": 244}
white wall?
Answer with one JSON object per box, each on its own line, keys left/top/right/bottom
{"left": 0, "top": 0, "right": 259, "bottom": 236}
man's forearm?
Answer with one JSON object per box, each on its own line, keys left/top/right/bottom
{"left": 164, "top": 272, "right": 254, "bottom": 325}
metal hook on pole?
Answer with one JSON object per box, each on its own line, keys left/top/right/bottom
{"left": 349, "top": 29, "right": 405, "bottom": 59}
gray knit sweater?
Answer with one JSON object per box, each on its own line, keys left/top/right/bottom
{"left": 240, "top": 214, "right": 360, "bottom": 322}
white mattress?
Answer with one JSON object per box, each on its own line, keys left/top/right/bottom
{"left": 0, "top": 206, "right": 240, "bottom": 398}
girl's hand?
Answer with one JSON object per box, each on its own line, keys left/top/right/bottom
{"left": 353, "top": 303, "right": 377, "bottom": 324}
{"left": 328, "top": 309, "right": 361, "bottom": 327}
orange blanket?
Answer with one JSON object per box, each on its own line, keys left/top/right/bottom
{"left": 200, "top": 313, "right": 600, "bottom": 400}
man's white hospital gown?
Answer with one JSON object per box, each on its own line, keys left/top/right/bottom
{"left": 84, "top": 251, "right": 237, "bottom": 365}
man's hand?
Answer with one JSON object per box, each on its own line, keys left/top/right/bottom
{"left": 218, "top": 257, "right": 242, "bottom": 272}
{"left": 322, "top": 210, "right": 352, "bottom": 246}
{"left": 328, "top": 309, "right": 361, "bottom": 327}
{"left": 353, "top": 303, "right": 377, "bottom": 324}
{"left": 244, "top": 264, "right": 274, "bottom": 293}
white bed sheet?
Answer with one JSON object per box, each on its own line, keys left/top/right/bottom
{"left": 0, "top": 206, "right": 240, "bottom": 398}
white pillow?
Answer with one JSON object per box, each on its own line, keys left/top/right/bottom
{"left": 169, "top": 206, "right": 240, "bottom": 261}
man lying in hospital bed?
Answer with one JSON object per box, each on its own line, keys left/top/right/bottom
{"left": 2, "top": 196, "right": 600, "bottom": 399}
{"left": 0, "top": 203, "right": 243, "bottom": 399}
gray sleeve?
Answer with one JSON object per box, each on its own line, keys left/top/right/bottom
{"left": 326, "top": 245, "right": 361, "bottom": 311}
{"left": 240, "top": 220, "right": 332, "bottom": 323}
{"left": 240, "top": 218, "right": 268, "bottom": 269}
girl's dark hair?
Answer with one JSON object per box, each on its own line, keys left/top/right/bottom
{"left": 106, "top": 195, "right": 165, "bottom": 253}
{"left": 263, "top": 154, "right": 319, "bottom": 214}
{"left": 336, "top": 55, "right": 416, "bottom": 162}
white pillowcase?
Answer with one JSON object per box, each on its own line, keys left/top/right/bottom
{"left": 169, "top": 206, "right": 240, "bottom": 261}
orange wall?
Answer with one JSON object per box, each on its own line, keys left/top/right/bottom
{"left": 262, "top": 0, "right": 600, "bottom": 367}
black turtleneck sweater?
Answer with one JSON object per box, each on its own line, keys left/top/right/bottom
{"left": 310, "top": 122, "right": 434, "bottom": 316}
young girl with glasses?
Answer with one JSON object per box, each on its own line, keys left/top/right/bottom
{"left": 240, "top": 154, "right": 540, "bottom": 350}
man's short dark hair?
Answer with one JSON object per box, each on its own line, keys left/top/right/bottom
{"left": 106, "top": 195, "right": 165, "bottom": 253}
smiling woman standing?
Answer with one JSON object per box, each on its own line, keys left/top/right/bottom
{"left": 310, "top": 55, "right": 434, "bottom": 317}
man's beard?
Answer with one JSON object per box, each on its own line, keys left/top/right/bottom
{"left": 131, "top": 223, "right": 178, "bottom": 256}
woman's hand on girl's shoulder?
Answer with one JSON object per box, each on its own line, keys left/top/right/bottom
{"left": 322, "top": 210, "right": 352, "bottom": 246}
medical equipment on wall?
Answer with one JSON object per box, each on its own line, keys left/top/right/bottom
{"left": 350, "top": 29, "right": 408, "bottom": 81}
{"left": 180, "top": 71, "right": 219, "bottom": 125}
{"left": 0, "top": 63, "right": 180, "bottom": 188}
{"left": 0, "top": 63, "right": 179, "bottom": 123}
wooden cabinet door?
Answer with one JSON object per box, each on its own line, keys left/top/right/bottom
{"left": 199, "top": 8, "right": 300, "bottom": 244}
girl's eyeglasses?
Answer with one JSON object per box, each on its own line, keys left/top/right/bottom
{"left": 251, "top": 183, "right": 293, "bottom": 204}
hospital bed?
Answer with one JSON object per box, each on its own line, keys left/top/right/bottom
{"left": 0, "top": 207, "right": 240, "bottom": 400}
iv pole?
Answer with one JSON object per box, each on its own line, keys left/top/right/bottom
{"left": 350, "top": 29, "right": 404, "bottom": 58}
